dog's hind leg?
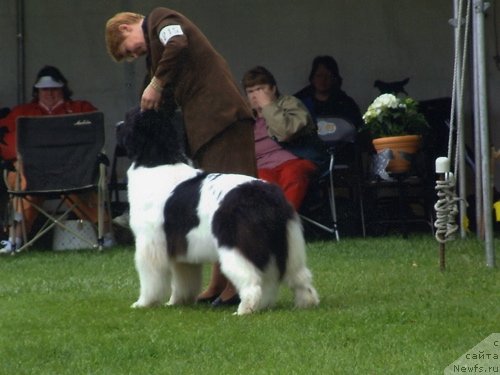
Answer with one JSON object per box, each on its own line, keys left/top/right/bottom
{"left": 284, "top": 220, "right": 320, "bottom": 309}
{"left": 168, "top": 262, "right": 203, "bottom": 305}
{"left": 219, "top": 248, "right": 263, "bottom": 315}
{"left": 259, "top": 265, "right": 280, "bottom": 310}
{"left": 287, "top": 266, "right": 320, "bottom": 309}
{"left": 132, "top": 238, "right": 171, "bottom": 308}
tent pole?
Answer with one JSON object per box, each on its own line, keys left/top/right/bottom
{"left": 16, "top": 0, "right": 25, "bottom": 104}
{"left": 453, "top": 0, "right": 469, "bottom": 238}
{"left": 472, "top": 2, "right": 484, "bottom": 239}
{"left": 473, "top": 0, "right": 496, "bottom": 268}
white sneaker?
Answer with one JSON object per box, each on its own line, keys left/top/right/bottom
{"left": 112, "top": 211, "right": 130, "bottom": 229}
{"left": 0, "top": 240, "right": 14, "bottom": 254}
{"left": 1, "top": 239, "right": 24, "bottom": 254}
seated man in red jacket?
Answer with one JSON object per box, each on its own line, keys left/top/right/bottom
{"left": 0, "top": 66, "right": 114, "bottom": 253}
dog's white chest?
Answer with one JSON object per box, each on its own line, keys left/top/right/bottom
{"left": 127, "top": 163, "right": 197, "bottom": 232}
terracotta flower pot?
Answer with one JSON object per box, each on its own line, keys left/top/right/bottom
{"left": 372, "top": 135, "right": 422, "bottom": 173}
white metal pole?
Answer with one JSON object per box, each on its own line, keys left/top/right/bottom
{"left": 472, "top": 1, "right": 484, "bottom": 239}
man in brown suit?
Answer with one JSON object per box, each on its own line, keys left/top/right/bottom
{"left": 105, "top": 8, "right": 256, "bottom": 306}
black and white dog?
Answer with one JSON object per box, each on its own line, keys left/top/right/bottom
{"left": 123, "top": 109, "right": 319, "bottom": 315}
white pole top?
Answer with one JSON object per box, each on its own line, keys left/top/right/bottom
{"left": 435, "top": 157, "right": 450, "bottom": 173}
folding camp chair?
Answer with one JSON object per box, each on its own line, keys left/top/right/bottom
{"left": 109, "top": 120, "right": 130, "bottom": 217}
{"left": 300, "top": 117, "right": 366, "bottom": 240}
{"left": 5, "top": 112, "right": 110, "bottom": 252}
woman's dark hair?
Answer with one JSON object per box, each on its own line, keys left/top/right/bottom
{"left": 31, "top": 65, "right": 73, "bottom": 101}
{"left": 241, "top": 66, "right": 281, "bottom": 97}
{"left": 308, "top": 55, "right": 343, "bottom": 88}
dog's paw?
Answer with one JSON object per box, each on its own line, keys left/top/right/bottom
{"left": 295, "top": 287, "right": 320, "bottom": 309}
{"left": 167, "top": 294, "right": 197, "bottom": 306}
{"left": 236, "top": 286, "right": 261, "bottom": 315}
{"left": 235, "top": 307, "right": 255, "bottom": 315}
{"left": 236, "top": 301, "right": 256, "bottom": 315}
{"left": 131, "top": 299, "right": 159, "bottom": 308}
{"left": 166, "top": 295, "right": 179, "bottom": 306}
{"left": 131, "top": 301, "right": 144, "bottom": 308}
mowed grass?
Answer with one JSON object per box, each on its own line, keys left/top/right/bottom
{"left": 0, "top": 235, "right": 498, "bottom": 375}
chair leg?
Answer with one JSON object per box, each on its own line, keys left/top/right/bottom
{"left": 356, "top": 177, "right": 366, "bottom": 237}
{"left": 97, "top": 163, "right": 106, "bottom": 250}
{"left": 299, "top": 152, "right": 341, "bottom": 240}
{"left": 327, "top": 154, "right": 340, "bottom": 241}
{"left": 15, "top": 199, "right": 99, "bottom": 252}
{"left": 96, "top": 161, "right": 116, "bottom": 250}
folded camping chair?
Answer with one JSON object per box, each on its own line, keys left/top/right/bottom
{"left": 109, "top": 121, "right": 129, "bottom": 217}
{"left": 300, "top": 117, "right": 366, "bottom": 240}
{"left": 6, "top": 112, "right": 110, "bottom": 252}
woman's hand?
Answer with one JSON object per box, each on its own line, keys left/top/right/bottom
{"left": 140, "top": 84, "right": 162, "bottom": 111}
{"left": 252, "top": 87, "right": 273, "bottom": 108}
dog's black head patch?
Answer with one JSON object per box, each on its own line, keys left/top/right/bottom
{"left": 122, "top": 108, "right": 189, "bottom": 168}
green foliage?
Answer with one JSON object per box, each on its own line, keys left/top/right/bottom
{"left": 0, "top": 236, "right": 498, "bottom": 374}
{"left": 362, "top": 94, "right": 430, "bottom": 138}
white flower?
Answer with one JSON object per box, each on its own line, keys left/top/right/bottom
{"left": 372, "top": 93, "right": 398, "bottom": 109}
{"left": 362, "top": 93, "right": 429, "bottom": 138}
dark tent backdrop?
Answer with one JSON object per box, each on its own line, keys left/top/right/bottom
{"left": 2, "top": 0, "right": 471, "bottom": 152}
{"left": 0, "top": 1, "right": 499, "bottom": 257}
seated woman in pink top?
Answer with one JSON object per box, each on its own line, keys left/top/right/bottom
{"left": 242, "top": 66, "right": 326, "bottom": 210}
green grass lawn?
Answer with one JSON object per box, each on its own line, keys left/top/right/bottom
{"left": 0, "top": 235, "right": 498, "bottom": 375}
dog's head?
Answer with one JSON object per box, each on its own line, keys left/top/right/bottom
{"left": 122, "top": 107, "right": 189, "bottom": 168}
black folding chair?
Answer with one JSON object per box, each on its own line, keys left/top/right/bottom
{"left": 300, "top": 117, "right": 366, "bottom": 240}
{"left": 6, "top": 112, "right": 110, "bottom": 251}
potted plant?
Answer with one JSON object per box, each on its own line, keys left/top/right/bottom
{"left": 362, "top": 93, "right": 429, "bottom": 173}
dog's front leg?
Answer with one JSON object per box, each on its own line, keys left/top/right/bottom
{"left": 132, "top": 240, "right": 171, "bottom": 308}
{"left": 167, "top": 262, "right": 203, "bottom": 305}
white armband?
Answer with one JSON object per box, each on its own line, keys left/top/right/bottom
{"left": 159, "top": 25, "right": 184, "bottom": 45}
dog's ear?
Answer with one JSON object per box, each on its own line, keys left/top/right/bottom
{"left": 118, "top": 106, "right": 141, "bottom": 159}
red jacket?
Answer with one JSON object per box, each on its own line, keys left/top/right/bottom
{"left": 0, "top": 100, "right": 96, "bottom": 160}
